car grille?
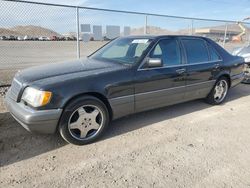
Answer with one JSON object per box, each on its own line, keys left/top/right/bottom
{"left": 9, "top": 78, "right": 23, "bottom": 101}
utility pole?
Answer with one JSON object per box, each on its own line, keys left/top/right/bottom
{"left": 144, "top": 15, "right": 148, "bottom": 35}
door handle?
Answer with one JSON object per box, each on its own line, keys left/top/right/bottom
{"left": 214, "top": 63, "right": 220, "bottom": 69}
{"left": 176, "top": 68, "right": 186, "bottom": 74}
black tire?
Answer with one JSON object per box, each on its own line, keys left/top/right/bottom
{"left": 59, "top": 95, "right": 110, "bottom": 145}
{"left": 205, "top": 77, "right": 229, "bottom": 105}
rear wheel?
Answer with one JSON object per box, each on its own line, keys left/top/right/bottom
{"left": 206, "top": 77, "right": 229, "bottom": 105}
{"left": 59, "top": 96, "right": 110, "bottom": 145}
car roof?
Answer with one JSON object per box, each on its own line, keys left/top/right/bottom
{"left": 122, "top": 35, "right": 208, "bottom": 40}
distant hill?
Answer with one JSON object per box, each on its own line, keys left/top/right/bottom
{"left": 1, "top": 24, "right": 249, "bottom": 38}
{"left": 0, "top": 28, "right": 20, "bottom": 36}
{"left": 0, "top": 25, "right": 60, "bottom": 37}
{"left": 131, "top": 26, "right": 174, "bottom": 35}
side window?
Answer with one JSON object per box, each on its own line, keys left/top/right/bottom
{"left": 207, "top": 43, "right": 221, "bottom": 61}
{"left": 182, "top": 39, "right": 209, "bottom": 64}
{"left": 150, "top": 39, "right": 181, "bottom": 66}
{"left": 134, "top": 43, "right": 149, "bottom": 57}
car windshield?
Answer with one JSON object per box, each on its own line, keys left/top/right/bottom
{"left": 91, "top": 37, "right": 153, "bottom": 64}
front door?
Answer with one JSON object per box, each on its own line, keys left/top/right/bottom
{"left": 135, "top": 38, "right": 186, "bottom": 112}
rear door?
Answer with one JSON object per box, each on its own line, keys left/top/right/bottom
{"left": 181, "top": 38, "right": 222, "bottom": 100}
{"left": 135, "top": 37, "right": 187, "bottom": 112}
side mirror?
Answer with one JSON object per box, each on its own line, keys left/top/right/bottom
{"left": 146, "top": 58, "right": 163, "bottom": 68}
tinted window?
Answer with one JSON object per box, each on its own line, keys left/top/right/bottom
{"left": 150, "top": 39, "right": 181, "bottom": 66}
{"left": 207, "top": 43, "right": 221, "bottom": 61}
{"left": 182, "top": 39, "right": 209, "bottom": 64}
{"left": 134, "top": 43, "right": 150, "bottom": 57}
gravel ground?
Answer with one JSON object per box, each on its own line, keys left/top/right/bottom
{"left": 0, "top": 84, "right": 250, "bottom": 188}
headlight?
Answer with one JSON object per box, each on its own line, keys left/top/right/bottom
{"left": 21, "top": 87, "right": 52, "bottom": 107}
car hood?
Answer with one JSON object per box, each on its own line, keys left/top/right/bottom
{"left": 15, "top": 58, "right": 126, "bottom": 84}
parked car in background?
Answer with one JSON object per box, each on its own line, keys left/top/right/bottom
{"left": 50, "top": 36, "right": 59, "bottom": 41}
{"left": 232, "top": 44, "right": 250, "bottom": 83}
{"left": 8, "top": 35, "right": 16, "bottom": 40}
{"left": 216, "top": 37, "right": 230, "bottom": 43}
{"left": 58, "top": 36, "right": 66, "bottom": 41}
{"left": 17, "top": 36, "right": 24, "bottom": 41}
{"left": 65, "top": 36, "right": 74, "bottom": 41}
{"left": 103, "top": 36, "right": 111, "bottom": 41}
{"left": 5, "top": 35, "right": 245, "bottom": 145}
{"left": 39, "top": 36, "right": 49, "bottom": 41}
{"left": 0, "top": 36, "right": 7, "bottom": 40}
{"left": 23, "top": 35, "right": 32, "bottom": 41}
{"left": 32, "top": 37, "right": 39, "bottom": 41}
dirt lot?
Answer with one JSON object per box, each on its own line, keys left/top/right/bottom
{"left": 0, "top": 41, "right": 107, "bottom": 85}
{"left": 0, "top": 84, "right": 250, "bottom": 187}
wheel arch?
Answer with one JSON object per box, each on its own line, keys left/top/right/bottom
{"left": 62, "top": 92, "right": 113, "bottom": 120}
{"left": 215, "top": 72, "right": 231, "bottom": 88}
{"left": 217, "top": 74, "right": 231, "bottom": 88}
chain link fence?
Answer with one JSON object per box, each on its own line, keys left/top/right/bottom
{"left": 0, "top": 0, "right": 250, "bottom": 92}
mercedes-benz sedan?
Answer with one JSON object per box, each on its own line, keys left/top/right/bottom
{"left": 5, "top": 35, "right": 245, "bottom": 145}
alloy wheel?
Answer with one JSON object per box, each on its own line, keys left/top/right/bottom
{"left": 214, "top": 80, "right": 228, "bottom": 103}
{"left": 68, "top": 105, "right": 104, "bottom": 140}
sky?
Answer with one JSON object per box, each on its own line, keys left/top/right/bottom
{"left": 26, "top": 0, "right": 250, "bottom": 20}
{"left": 0, "top": 0, "right": 250, "bottom": 33}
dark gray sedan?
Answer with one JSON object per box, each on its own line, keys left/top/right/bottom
{"left": 5, "top": 35, "right": 245, "bottom": 145}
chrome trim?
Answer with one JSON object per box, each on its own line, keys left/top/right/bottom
{"left": 109, "top": 94, "right": 134, "bottom": 101}
{"left": 13, "top": 78, "right": 22, "bottom": 86}
{"left": 109, "top": 80, "right": 216, "bottom": 100}
{"left": 185, "top": 80, "right": 216, "bottom": 87}
{"left": 135, "top": 85, "right": 186, "bottom": 96}
{"left": 138, "top": 60, "right": 222, "bottom": 71}
{"left": 186, "top": 60, "right": 222, "bottom": 66}
{"left": 9, "top": 78, "right": 23, "bottom": 101}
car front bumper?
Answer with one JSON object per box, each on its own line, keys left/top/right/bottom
{"left": 4, "top": 90, "right": 62, "bottom": 134}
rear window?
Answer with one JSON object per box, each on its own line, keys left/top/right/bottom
{"left": 207, "top": 43, "right": 221, "bottom": 61}
{"left": 182, "top": 39, "right": 209, "bottom": 64}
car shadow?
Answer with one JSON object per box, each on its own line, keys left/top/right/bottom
{"left": 101, "top": 84, "right": 250, "bottom": 141}
{"left": 0, "top": 84, "right": 249, "bottom": 167}
{"left": 0, "top": 112, "right": 66, "bottom": 167}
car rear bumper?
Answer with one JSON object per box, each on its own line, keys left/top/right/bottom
{"left": 4, "top": 90, "right": 62, "bottom": 134}
{"left": 242, "top": 64, "right": 250, "bottom": 84}
{"left": 231, "top": 72, "right": 245, "bottom": 87}
{"left": 242, "top": 76, "right": 250, "bottom": 83}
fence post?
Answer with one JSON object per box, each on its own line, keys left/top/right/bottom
{"left": 76, "top": 7, "right": 80, "bottom": 59}
{"left": 144, "top": 15, "right": 148, "bottom": 35}
{"left": 191, "top": 19, "right": 194, "bottom": 35}
{"left": 223, "top": 23, "right": 228, "bottom": 48}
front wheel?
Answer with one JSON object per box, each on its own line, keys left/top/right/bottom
{"left": 59, "top": 96, "right": 110, "bottom": 145}
{"left": 206, "top": 77, "right": 229, "bottom": 105}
